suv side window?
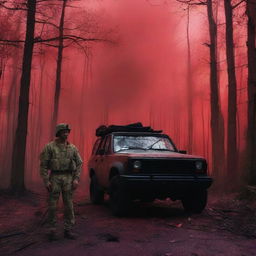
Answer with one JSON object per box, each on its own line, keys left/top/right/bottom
{"left": 96, "top": 137, "right": 106, "bottom": 155}
{"left": 92, "top": 138, "right": 101, "bottom": 155}
{"left": 104, "top": 136, "right": 111, "bottom": 155}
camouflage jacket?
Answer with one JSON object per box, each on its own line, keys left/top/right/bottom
{"left": 40, "top": 140, "right": 83, "bottom": 185}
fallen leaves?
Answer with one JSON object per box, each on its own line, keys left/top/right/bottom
{"left": 167, "top": 223, "right": 183, "bottom": 228}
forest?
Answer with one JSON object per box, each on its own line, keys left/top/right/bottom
{"left": 0, "top": 0, "right": 256, "bottom": 194}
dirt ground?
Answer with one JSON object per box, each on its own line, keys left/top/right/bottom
{"left": 0, "top": 188, "right": 256, "bottom": 256}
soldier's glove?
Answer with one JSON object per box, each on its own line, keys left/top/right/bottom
{"left": 46, "top": 182, "right": 52, "bottom": 192}
{"left": 72, "top": 179, "right": 79, "bottom": 190}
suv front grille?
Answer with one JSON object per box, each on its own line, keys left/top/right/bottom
{"left": 132, "top": 159, "right": 200, "bottom": 175}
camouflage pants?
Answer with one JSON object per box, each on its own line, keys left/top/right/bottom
{"left": 47, "top": 173, "right": 75, "bottom": 231}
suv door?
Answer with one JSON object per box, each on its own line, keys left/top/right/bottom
{"left": 100, "top": 135, "right": 112, "bottom": 186}
{"left": 88, "top": 138, "right": 101, "bottom": 172}
{"left": 95, "top": 136, "right": 107, "bottom": 185}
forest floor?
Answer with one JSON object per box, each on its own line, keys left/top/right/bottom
{"left": 0, "top": 187, "right": 256, "bottom": 256}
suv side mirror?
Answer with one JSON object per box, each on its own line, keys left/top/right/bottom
{"left": 179, "top": 150, "right": 187, "bottom": 154}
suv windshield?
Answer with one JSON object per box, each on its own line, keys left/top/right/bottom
{"left": 114, "top": 135, "right": 175, "bottom": 152}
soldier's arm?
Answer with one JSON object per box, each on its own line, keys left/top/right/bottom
{"left": 73, "top": 147, "right": 83, "bottom": 182}
{"left": 40, "top": 144, "right": 51, "bottom": 186}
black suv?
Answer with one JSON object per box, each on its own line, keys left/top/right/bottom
{"left": 88, "top": 123, "right": 213, "bottom": 216}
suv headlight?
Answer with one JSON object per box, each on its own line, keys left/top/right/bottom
{"left": 195, "top": 161, "right": 203, "bottom": 170}
{"left": 133, "top": 160, "right": 141, "bottom": 169}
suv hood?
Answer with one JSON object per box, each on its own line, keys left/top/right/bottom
{"left": 116, "top": 150, "right": 204, "bottom": 160}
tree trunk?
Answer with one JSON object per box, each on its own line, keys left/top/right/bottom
{"left": 52, "top": 0, "right": 67, "bottom": 130}
{"left": 4, "top": 49, "right": 20, "bottom": 179}
{"left": 9, "top": 0, "right": 36, "bottom": 193}
{"left": 246, "top": 0, "right": 256, "bottom": 185}
{"left": 224, "top": 0, "right": 238, "bottom": 182}
{"left": 36, "top": 50, "right": 46, "bottom": 151}
{"left": 186, "top": 6, "right": 193, "bottom": 153}
{"left": 206, "top": 0, "right": 225, "bottom": 182}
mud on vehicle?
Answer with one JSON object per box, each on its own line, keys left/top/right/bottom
{"left": 88, "top": 123, "right": 213, "bottom": 216}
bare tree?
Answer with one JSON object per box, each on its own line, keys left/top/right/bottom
{"left": 177, "top": 0, "right": 225, "bottom": 182}
{"left": 246, "top": 0, "right": 256, "bottom": 185}
{"left": 186, "top": 6, "right": 194, "bottom": 153}
{"left": 35, "top": 0, "right": 110, "bottom": 132}
{"left": 224, "top": 0, "right": 238, "bottom": 182}
{"left": 206, "top": 0, "right": 225, "bottom": 182}
{"left": 52, "top": 0, "right": 67, "bottom": 128}
{"left": 0, "top": 0, "right": 109, "bottom": 193}
{"left": 9, "top": 0, "right": 37, "bottom": 193}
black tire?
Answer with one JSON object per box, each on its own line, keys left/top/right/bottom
{"left": 90, "top": 175, "right": 104, "bottom": 204}
{"left": 181, "top": 190, "right": 207, "bottom": 214}
{"left": 109, "top": 176, "right": 131, "bottom": 216}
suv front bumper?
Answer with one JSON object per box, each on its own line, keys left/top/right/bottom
{"left": 119, "top": 174, "right": 213, "bottom": 199}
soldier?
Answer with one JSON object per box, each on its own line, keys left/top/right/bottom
{"left": 40, "top": 123, "right": 83, "bottom": 241}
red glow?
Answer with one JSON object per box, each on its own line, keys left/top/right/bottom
{"left": 0, "top": 0, "right": 248, "bottom": 190}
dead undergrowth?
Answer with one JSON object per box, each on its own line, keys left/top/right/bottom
{"left": 0, "top": 188, "right": 255, "bottom": 255}
{"left": 206, "top": 189, "right": 256, "bottom": 238}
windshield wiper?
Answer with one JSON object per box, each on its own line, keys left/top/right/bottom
{"left": 115, "top": 146, "right": 147, "bottom": 152}
{"left": 147, "top": 139, "right": 162, "bottom": 150}
{"left": 148, "top": 148, "right": 174, "bottom": 151}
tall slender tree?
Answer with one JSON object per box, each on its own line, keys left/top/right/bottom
{"left": 10, "top": 0, "right": 37, "bottom": 193}
{"left": 206, "top": 0, "right": 225, "bottom": 182}
{"left": 224, "top": 0, "right": 238, "bottom": 182}
{"left": 0, "top": 0, "right": 107, "bottom": 192}
{"left": 52, "top": 0, "right": 67, "bottom": 128}
{"left": 177, "top": 0, "right": 225, "bottom": 182}
{"left": 246, "top": 0, "right": 256, "bottom": 185}
{"left": 44, "top": 0, "right": 107, "bottom": 132}
{"left": 186, "top": 6, "right": 193, "bottom": 153}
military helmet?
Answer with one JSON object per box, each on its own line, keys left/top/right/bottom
{"left": 55, "top": 123, "right": 71, "bottom": 137}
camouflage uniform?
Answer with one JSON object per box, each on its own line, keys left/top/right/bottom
{"left": 40, "top": 139, "right": 83, "bottom": 231}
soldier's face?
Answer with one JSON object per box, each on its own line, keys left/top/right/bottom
{"left": 59, "top": 130, "right": 70, "bottom": 140}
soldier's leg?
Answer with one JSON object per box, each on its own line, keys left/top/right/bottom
{"left": 62, "top": 174, "right": 75, "bottom": 231}
{"left": 47, "top": 175, "right": 61, "bottom": 231}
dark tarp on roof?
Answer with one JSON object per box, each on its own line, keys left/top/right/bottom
{"left": 96, "top": 122, "right": 162, "bottom": 137}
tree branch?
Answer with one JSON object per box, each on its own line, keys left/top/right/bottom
{"left": 176, "top": 0, "right": 206, "bottom": 6}
{"left": 0, "top": 2, "right": 27, "bottom": 11}
{"left": 40, "top": 42, "right": 59, "bottom": 48}
{"left": 36, "top": 19, "right": 59, "bottom": 29}
{"left": 232, "top": 0, "right": 245, "bottom": 9}
{"left": 36, "top": 19, "right": 83, "bottom": 31}
{"left": 0, "top": 39, "right": 24, "bottom": 45}
{"left": 0, "top": 35, "right": 114, "bottom": 47}
{"left": 203, "top": 42, "right": 211, "bottom": 47}
{"left": 0, "top": 42, "right": 21, "bottom": 47}
{"left": 34, "top": 35, "right": 113, "bottom": 44}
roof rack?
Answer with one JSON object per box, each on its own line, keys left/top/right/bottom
{"left": 96, "top": 122, "right": 162, "bottom": 137}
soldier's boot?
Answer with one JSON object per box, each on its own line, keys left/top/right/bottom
{"left": 47, "top": 231, "right": 58, "bottom": 241}
{"left": 64, "top": 230, "right": 77, "bottom": 240}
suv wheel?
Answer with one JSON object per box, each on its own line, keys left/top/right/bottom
{"left": 90, "top": 176, "right": 104, "bottom": 204}
{"left": 109, "top": 176, "right": 131, "bottom": 216}
{"left": 181, "top": 190, "right": 207, "bottom": 214}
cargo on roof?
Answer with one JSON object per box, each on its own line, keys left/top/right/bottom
{"left": 95, "top": 122, "right": 162, "bottom": 137}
